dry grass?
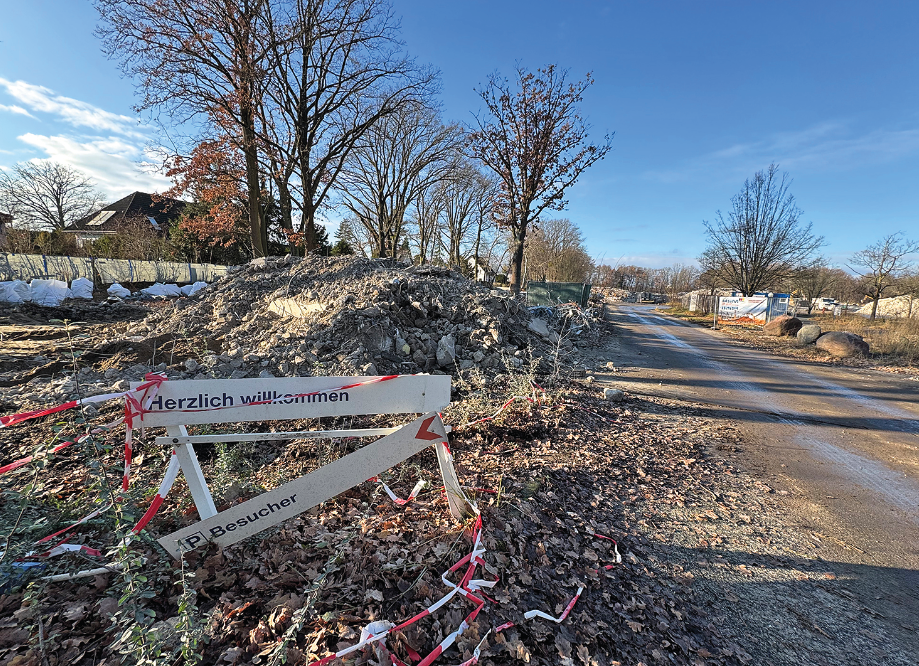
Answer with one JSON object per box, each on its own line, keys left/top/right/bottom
{"left": 812, "top": 313, "right": 919, "bottom": 364}
{"left": 661, "top": 305, "right": 919, "bottom": 375}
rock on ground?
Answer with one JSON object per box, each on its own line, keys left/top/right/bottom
{"left": 604, "top": 387, "right": 625, "bottom": 401}
{"left": 764, "top": 315, "right": 802, "bottom": 337}
{"left": 796, "top": 324, "right": 822, "bottom": 345}
{"left": 815, "top": 331, "right": 869, "bottom": 357}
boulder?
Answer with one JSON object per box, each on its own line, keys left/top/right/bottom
{"left": 796, "top": 324, "right": 822, "bottom": 345}
{"left": 815, "top": 331, "right": 869, "bottom": 357}
{"left": 763, "top": 315, "right": 802, "bottom": 336}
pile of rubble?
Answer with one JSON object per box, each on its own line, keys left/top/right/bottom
{"left": 0, "top": 256, "right": 607, "bottom": 411}
{"left": 136, "top": 255, "right": 602, "bottom": 380}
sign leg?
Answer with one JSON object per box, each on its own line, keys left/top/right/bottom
{"left": 167, "top": 425, "right": 218, "bottom": 519}
{"left": 434, "top": 439, "right": 477, "bottom": 519}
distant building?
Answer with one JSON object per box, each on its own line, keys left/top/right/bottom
{"left": 0, "top": 212, "right": 11, "bottom": 247}
{"left": 65, "top": 192, "right": 187, "bottom": 246}
{"left": 474, "top": 257, "right": 497, "bottom": 283}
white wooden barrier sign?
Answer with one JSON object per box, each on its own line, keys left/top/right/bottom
{"left": 157, "top": 412, "right": 450, "bottom": 557}
{"left": 135, "top": 375, "right": 448, "bottom": 427}
{"left": 129, "top": 375, "right": 474, "bottom": 559}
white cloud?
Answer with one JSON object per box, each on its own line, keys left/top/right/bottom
{"left": 0, "top": 77, "right": 143, "bottom": 138}
{"left": 0, "top": 103, "right": 34, "bottom": 118}
{"left": 645, "top": 120, "right": 919, "bottom": 183}
{"left": 18, "top": 133, "right": 171, "bottom": 200}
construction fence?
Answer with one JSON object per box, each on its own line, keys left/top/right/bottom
{"left": 526, "top": 281, "right": 592, "bottom": 308}
{"left": 0, "top": 253, "right": 230, "bottom": 285}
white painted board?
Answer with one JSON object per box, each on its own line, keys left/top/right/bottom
{"left": 130, "top": 375, "right": 451, "bottom": 427}
{"left": 157, "top": 412, "right": 449, "bottom": 557}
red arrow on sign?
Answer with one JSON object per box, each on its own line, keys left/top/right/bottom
{"left": 416, "top": 415, "right": 442, "bottom": 441}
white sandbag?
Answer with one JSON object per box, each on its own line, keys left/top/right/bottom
{"left": 141, "top": 282, "right": 183, "bottom": 298}
{"left": 107, "top": 283, "right": 132, "bottom": 299}
{"left": 181, "top": 281, "right": 207, "bottom": 296}
{"left": 30, "top": 279, "right": 72, "bottom": 307}
{"left": 70, "top": 277, "right": 94, "bottom": 300}
{"left": 0, "top": 280, "right": 32, "bottom": 303}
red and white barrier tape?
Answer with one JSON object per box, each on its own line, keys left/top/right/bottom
{"left": 312, "top": 516, "right": 487, "bottom": 666}
{"left": 592, "top": 533, "right": 622, "bottom": 568}
{"left": 523, "top": 586, "right": 583, "bottom": 623}
{"left": 371, "top": 478, "right": 427, "bottom": 506}
{"left": 130, "top": 451, "right": 180, "bottom": 534}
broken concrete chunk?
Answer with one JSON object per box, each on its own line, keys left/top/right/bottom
{"left": 603, "top": 388, "right": 625, "bottom": 402}
{"left": 436, "top": 334, "right": 457, "bottom": 367}
{"left": 267, "top": 298, "right": 323, "bottom": 318}
{"left": 527, "top": 317, "right": 551, "bottom": 338}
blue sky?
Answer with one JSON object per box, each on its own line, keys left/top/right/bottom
{"left": 1, "top": 1, "right": 917, "bottom": 267}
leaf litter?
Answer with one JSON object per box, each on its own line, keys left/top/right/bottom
{"left": 1, "top": 370, "right": 762, "bottom": 666}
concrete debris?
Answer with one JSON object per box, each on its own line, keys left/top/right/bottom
{"left": 132, "top": 256, "right": 604, "bottom": 380}
{"left": 0, "top": 256, "right": 610, "bottom": 411}
{"left": 604, "top": 388, "right": 625, "bottom": 401}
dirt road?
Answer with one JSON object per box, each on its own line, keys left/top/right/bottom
{"left": 595, "top": 304, "right": 919, "bottom": 665}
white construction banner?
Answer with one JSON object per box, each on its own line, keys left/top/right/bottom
{"left": 130, "top": 375, "right": 451, "bottom": 427}
{"left": 158, "top": 412, "right": 449, "bottom": 557}
{"left": 717, "top": 296, "right": 768, "bottom": 325}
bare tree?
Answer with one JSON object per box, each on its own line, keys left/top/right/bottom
{"left": 789, "top": 261, "right": 838, "bottom": 314}
{"left": 700, "top": 164, "right": 824, "bottom": 296}
{"left": 437, "top": 161, "right": 493, "bottom": 271}
{"left": 409, "top": 182, "right": 445, "bottom": 265}
{"left": 849, "top": 232, "right": 919, "bottom": 320}
{"left": 262, "top": 0, "right": 436, "bottom": 251}
{"left": 662, "top": 263, "right": 700, "bottom": 299}
{"left": 468, "top": 65, "right": 612, "bottom": 294}
{"left": 96, "top": 0, "right": 272, "bottom": 256}
{"left": 0, "top": 162, "right": 103, "bottom": 230}
{"left": 341, "top": 102, "right": 461, "bottom": 258}
{"left": 524, "top": 218, "right": 594, "bottom": 283}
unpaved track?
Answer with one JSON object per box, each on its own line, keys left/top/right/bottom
{"left": 596, "top": 304, "right": 919, "bottom": 664}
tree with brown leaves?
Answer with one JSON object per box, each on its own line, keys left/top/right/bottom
{"left": 468, "top": 65, "right": 612, "bottom": 294}
{"left": 96, "top": 0, "right": 272, "bottom": 256}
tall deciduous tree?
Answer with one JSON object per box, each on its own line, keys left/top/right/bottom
{"left": 524, "top": 218, "right": 594, "bottom": 283}
{"left": 96, "top": 0, "right": 272, "bottom": 256}
{"left": 468, "top": 65, "right": 612, "bottom": 294}
{"left": 341, "top": 102, "right": 460, "bottom": 258}
{"left": 262, "top": 0, "right": 435, "bottom": 251}
{"left": 849, "top": 232, "right": 919, "bottom": 320}
{"left": 438, "top": 161, "right": 492, "bottom": 270}
{"left": 0, "top": 162, "right": 102, "bottom": 230}
{"left": 699, "top": 164, "right": 824, "bottom": 296}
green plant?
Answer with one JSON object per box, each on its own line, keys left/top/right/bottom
{"left": 175, "top": 554, "right": 205, "bottom": 665}
{"left": 107, "top": 537, "right": 172, "bottom": 665}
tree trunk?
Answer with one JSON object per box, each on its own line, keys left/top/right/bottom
{"left": 509, "top": 232, "right": 525, "bottom": 295}
{"left": 870, "top": 294, "right": 880, "bottom": 320}
{"left": 241, "top": 115, "right": 265, "bottom": 258}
